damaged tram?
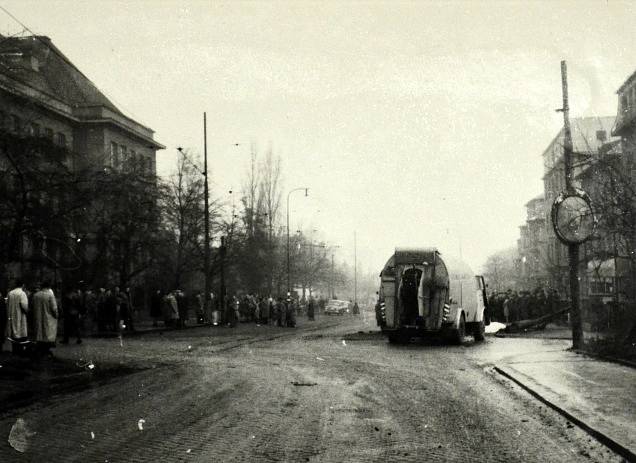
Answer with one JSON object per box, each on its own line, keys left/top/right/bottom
{"left": 376, "top": 247, "right": 489, "bottom": 344}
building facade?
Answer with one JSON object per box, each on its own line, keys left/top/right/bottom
{"left": 517, "top": 195, "right": 548, "bottom": 290}
{"left": 0, "top": 35, "right": 164, "bottom": 286}
{"left": 610, "top": 71, "right": 636, "bottom": 306}
{"left": 540, "top": 116, "right": 619, "bottom": 300}
{"left": 0, "top": 35, "right": 163, "bottom": 172}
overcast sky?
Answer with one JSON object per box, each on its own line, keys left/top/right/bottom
{"left": 3, "top": 0, "right": 635, "bottom": 274}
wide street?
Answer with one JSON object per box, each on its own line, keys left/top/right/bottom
{"left": 0, "top": 313, "right": 625, "bottom": 463}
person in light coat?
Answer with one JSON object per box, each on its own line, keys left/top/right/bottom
{"left": 168, "top": 291, "right": 179, "bottom": 327}
{"left": 6, "top": 280, "right": 29, "bottom": 355}
{"left": 33, "top": 281, "right": 58, "bottom": 358}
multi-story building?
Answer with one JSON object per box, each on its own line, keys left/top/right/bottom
{"left": 517, "top": 194, "right": 548, "bottom": 289}
{"left": 610, "top": 70, "right": 636, "bottom": 305}
{"left": 0, "top": 35, "right": 164, "bottom": 285}
{"left": 0, "top": 35, "right": 163, "bottom": 172}
{"left": 541, "top": 116, "right": 619, "bottom": 299}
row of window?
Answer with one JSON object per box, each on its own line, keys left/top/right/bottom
{"left": 110, "top": 141, "right": 153, "bottom": 172}
{"left": 619, "top": 84, "right": 636, "bottom": 115}
{"left": 0, "top": 110, "right": 67, "bottom": 147}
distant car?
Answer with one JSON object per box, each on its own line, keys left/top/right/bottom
{"left": 324, "top": 299, "right": 350, "bottom": 315}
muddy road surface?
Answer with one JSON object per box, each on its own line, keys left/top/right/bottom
{"left": 0, "top": 316, "right": 622, "bottom": 462}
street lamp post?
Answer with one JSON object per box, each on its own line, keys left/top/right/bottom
{"left": 203, "top": 113, "right": 211, "bottom": 318}
{"left": 287, "top": 187, "right": 308, "bottom": 295}
{"left": 329, "top": 245, "right": 341, "bottom": 299}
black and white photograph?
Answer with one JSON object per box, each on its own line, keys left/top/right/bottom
{"left": 0, "top": 1, "right": 634, "bottom": 461}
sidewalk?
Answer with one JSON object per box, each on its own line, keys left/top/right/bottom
{"left": 494, "top": 341, "right": 636, "bottom": 460}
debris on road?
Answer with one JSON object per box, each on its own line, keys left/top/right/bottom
{"left": 137, "top": 419, "right": 146, "bottom": 431}
{"left": 485, "top": 322, "right": 506, "bottom": 334}
{"left": 8, "top": 418, "right": 35, "bottom": 453}
{"left": 291, "top": 381, "right": 317, "bottom": 387}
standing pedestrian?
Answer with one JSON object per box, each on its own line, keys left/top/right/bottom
{"left": 6, "top": 280, "right": 29, "bottom": 355}
{"left": 105, "top": 288, "right": 118, "bottom": 332}
{"left": 123, "top": 287, "right": 136, "bottom": 332}
{"left": 168, "top": 291, "right": 179, "bottom": 327}
{"left": 276, "top": 296, "right": 286, "bottom": 327}
{"left": 61, "top": 286, "right": 82, "bottom": 344}
{"left": 307, "top": 296, "right": 315, "bottom": 321}
{"left": 503, "top": 290, "right": 512, "bottom": 324}
{"left": 195, "top": 292, "right": 205, "bottom": 324}
{"left": 150, "top": 289, "right": 162, "bottom": 327}
{"left": 259, "top": 296, "right": 270, "bottom": 325}
{"left": 176, "top": 290, "right": 188, "bottom": 328}
{"left": 116, "top": 287, "right": 133, "bottom": 332}
{"left": 0, "top": 290, "right": 6, "bottom": 352}
{"left": 84, "top": 288, "right": 97, "bottom": 334}
{"left": 33, "top": 281, "right": 58, "bottom": 358}
{"left": 286, "top": 296, "right": 296, "bottom": 327}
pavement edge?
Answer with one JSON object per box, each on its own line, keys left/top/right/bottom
{"left": 493, "top": 366, "right": 636, "bottom": 462}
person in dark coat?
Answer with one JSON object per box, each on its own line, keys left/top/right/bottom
{"left": 307, "top": 296, "right": 315, "bottom": 321}
{"left": 150, "top": 290, "right": 162, "bottom": 327}
{"left": 175, "top": 290, "right": 188, "bottom": 328}
{"left": 61, "top": 286, "right": 82, "bottom": 344}
{"left": 0, "top": 290, "right": 6, "bottom": 352}
{"left": 105, "top": 288, "right": 118, "bottom": 332}
{"left": 285, "top": 296, "right": 296, "bottom": 328}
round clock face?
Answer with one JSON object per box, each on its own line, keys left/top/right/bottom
{"left": 552, "top": 193, "right": 595, "bottom": 244}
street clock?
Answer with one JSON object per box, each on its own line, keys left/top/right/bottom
{"left": 551, "top": 189, "right": 596, "bottom": 244}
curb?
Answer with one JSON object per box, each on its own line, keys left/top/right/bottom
{"left": 574, "top": 349, "right": 636, "bottom": 370}
{"left": 493, "top": 366, "right": 636, "bottom": 462}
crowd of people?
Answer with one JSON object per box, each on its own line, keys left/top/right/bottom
{"left": 1, "top": 277, "right": 334, "bottom": 359}
{"left": 0, "top": 280, "right": 141, "bottom": 358}
{"left": 149, "top": 291, "right": 328, "bottom": 329}
{"left": 488, "top": 288, "right": 562, "bottom": 323}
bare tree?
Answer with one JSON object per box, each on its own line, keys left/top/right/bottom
{"left": 162, "top": 149, "right": 206, "bottom": 289}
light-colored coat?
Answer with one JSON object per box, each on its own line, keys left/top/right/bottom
{"left": 168, "top": 294, "right": 179, "bottom": 320}
{"left": 6, "top": 287, "right": 29, "bottom": 339}
{"left": 33, "top": 288, "right": 58, "bottom": 343}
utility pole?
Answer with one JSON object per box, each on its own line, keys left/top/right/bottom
{"left": 329, "top": 245, "right": 341, "bottom": 299}
{"left": 560, "top": 61, "right": 584, "bottom": 349}
{"left": 354, "top": 231, "right": 357, "bottom": 304}
{"left": 220, "top": 235, "right": 226, "bottom": 310}
{"left": 203, "top": 112, "right": 210, "bottom": 317}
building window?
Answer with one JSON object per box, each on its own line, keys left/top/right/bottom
{"left": 0, "top": 111, "right": 5, "bottom": 130}
{"left": 44, "top": 127, "right": 53, "bottom": 140}
{"left": 147, "top": 157, "right": 153, "bottom": 173}
{"left": 111, "top": 141, "right": 119, "bottom": 168}
{"left": 589, "top": 277, "right": 614, "bottom": 296}
{"left": 621, "top": 95, "right": 628, "bottom": 113}
{"left": 56, "top": 132, "right": 66, "bottom": 147}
